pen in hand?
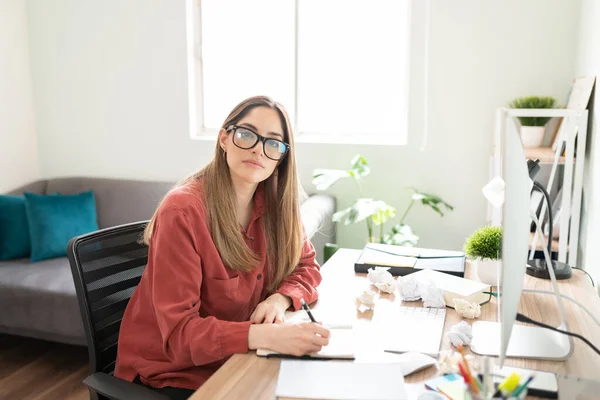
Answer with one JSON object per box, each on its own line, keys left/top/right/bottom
{"left": 300, "top": 298, "right": 317, "bottom": 323}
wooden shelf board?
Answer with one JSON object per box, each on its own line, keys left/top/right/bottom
{"left": 524, "top": 146, "right": 574, "bottom": 164}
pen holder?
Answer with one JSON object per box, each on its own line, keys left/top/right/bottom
{"left": 462, "top": 383, "right": 527, "bottom": 400}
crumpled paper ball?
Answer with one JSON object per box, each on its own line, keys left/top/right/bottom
{"left": 368, "top": 267, "right": 396, "bottom": 294}
{"left": 420, "top": 284, "right": 446, "bottom": 308}
{"left": 368, "top": 267, "right": 394, "bottom": 284}
{"left": 396, "top": 275, "right": 422, "bottom": 301}
{"left": 436, "top": 349, "right": 476, "bottom": 374}
{"left": 453, "top": 298, "right": 481, "bottom": 319}
{"left": 446, "top": 321, "right": 474, "bottom": 348}
{"left": 374, "top": 281, "right": 396, "bottom": 294}
{"left": 356, "top": 290, "right": 377, "bottom": 312}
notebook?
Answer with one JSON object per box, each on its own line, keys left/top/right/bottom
{"left": 409, "top": 269, "right": 492, "bottom": 306}
{"left": 256, "top": 328, "right": 355, "bottom": 360}
{"left": 436, "top": 380, "right": 467, "bottom": 400}
{"left": 275, "top": 360, "right": 408, "bottom": 399}
{"left": 493, "top": 366, "right": 558, "bottom": 397}
{"left": 366, "top": 243, "right": 465, "bottom": 259}
{"left": 256, "top": 308, "right": 355, "bottom": 359}
{"left": 283, "top": 308, "right": 355, "bottom": 330}
{"left": 355, "top": 244, "right": 465, "bottom": 278}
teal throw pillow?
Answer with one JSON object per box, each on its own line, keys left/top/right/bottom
{"left": 0, "top": 195, "right": 31, "bottom": 260}
{"left": 24, "top": 191, "right": 99, "bottom": 262}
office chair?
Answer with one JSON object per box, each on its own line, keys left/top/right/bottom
{"left": 68, "top": 221, "right": 169, "bottom": 400}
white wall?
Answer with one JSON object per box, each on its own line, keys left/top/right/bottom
{"left": 0, "top": 0, "right": 39, "bottom": 192}
{"left": 27, "top": 0, "right": 580, "bottom": 251}
{"left": 576, "top": 0, "right": 600, "bottom": 281}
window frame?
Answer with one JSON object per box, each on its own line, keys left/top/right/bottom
{"left": 186, "top": 0, "right": 411, "bottom": 146}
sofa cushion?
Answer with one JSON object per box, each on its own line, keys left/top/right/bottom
{"left": 25, "top": 191, "right": 99, "bottom": 262}
{"left": 0, "top": 256, "right": 85, "bottom": 344}
{"left": 45, "top": 177, "right": 174, "bottom": 229}
{"left": 0, "top": 195, "right": 31, "bottom": 260}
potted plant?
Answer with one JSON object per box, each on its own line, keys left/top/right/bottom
{"left": 464, "top": 225, "right": 503, "bottom": 286}
{"left": 508, "top": 96, "right": 558, "bottom": 148}
{"left": 313, "top": 154, "right": 453, "bottom": 253}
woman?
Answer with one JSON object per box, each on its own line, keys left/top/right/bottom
{"left": 114, "top": 96, "right": 330, "bottom": 399}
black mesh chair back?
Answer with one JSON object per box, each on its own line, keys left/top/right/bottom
{"left": 68, "top": 221, "right": 149, "bottom": 376}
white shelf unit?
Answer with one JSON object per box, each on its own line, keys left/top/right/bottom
{"left": 490, "top": 107, "right": 589, "bottom": 267}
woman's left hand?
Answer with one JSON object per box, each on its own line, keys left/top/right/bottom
{"left": 250, "top": 293, "right": 292, "bottom": 324}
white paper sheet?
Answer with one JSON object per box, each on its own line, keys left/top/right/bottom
{"left": 285, "top": 309, "right": 354, "bottom": 329}
{"left": 411, "top": 269, "right": 489, "bottom": 297}
{"left": 275, "top": 360, "right": 408, "bottom": 400}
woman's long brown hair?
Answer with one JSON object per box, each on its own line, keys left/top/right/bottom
{"left": 143, "top": 96, "right": 304, "bottom": 291}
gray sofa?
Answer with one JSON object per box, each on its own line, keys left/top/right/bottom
{"left": 1, "top": 177, "right": 335, "bottom": 346}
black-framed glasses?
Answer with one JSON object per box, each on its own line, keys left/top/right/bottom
{"left": 226, "top": 125, "right": 290, "bottom": 161}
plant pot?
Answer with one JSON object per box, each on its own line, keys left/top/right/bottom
{"left": 475, "top": 259, "right": 501, "bottom": 287}
{"left": 323, "top": 243, "right": 339, "bottom": 263}
{"left": 520, "top": 126, "right": 545, "bottom": 148}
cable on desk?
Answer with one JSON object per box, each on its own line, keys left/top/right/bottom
{"left": 522, "top": 289, "right": 600, "bottom": 329}
{"left": 571, "top": 266, "right": 595, "bottom": 288}
{"left": 516, "top": 312, "right": 600, "bottom": 357}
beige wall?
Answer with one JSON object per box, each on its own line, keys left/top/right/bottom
{"left": 0, "top": 0, "right": 39, "bottom": 192}
{"left": 26, "top": 0, "right": 580, "bottom": 250}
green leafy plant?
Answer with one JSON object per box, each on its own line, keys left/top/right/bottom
{"left": 464, "top": 226, "right": 503, "bottom": 260}
{"left": 312, "top": 154, "right": 454, "bottom": 246}
{"left": 507, "top": 96, "right": 558, "bottom": 126}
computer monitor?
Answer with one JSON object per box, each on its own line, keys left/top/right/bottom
{"left": 470, "top": 111, "right": 573, "bottom": 364}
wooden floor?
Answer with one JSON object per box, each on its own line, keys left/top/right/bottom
{"left": 0, "top": 334, "right": 89, "bottom": 400}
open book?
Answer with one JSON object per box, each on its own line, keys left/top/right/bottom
{"left": 256, "top": 310, "right": 355, "bottom": 360}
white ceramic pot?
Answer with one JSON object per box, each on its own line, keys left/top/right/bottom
{"left": 520, "top": 126, "right": 545, "bottom": 148}
{"left": 476, "top": 259, "right": 501, "bottom": 287}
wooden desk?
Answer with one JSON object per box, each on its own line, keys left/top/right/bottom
{"left": 190, "top": 249, "right": 600, "bottom": 400}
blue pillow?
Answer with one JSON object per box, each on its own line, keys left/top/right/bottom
{"left": 0, "top": 195, "right": 31, "bottom": 260}
{"left": 24, "top": 191, "right": 99, "bottom": 262}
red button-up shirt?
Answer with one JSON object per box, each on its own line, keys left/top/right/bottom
{"left": 114, "top": 180, "right": 321, "bottom": 390}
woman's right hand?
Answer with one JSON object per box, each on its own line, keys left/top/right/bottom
{"left": 248, "top": 322, "right": 330, "bottom": 357}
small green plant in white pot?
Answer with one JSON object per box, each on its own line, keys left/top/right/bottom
{"left": 508, "top": 96, "right": 558, "bottom": 148}
{"left": 464, "top": 226, "right": 503, "bottom": 286}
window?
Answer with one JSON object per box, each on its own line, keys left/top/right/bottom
{"left": 188, "top": 0, "right": 411, "bottom": 144}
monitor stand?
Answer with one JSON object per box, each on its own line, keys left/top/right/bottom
{"left": 471, "top": 213, "right": 574, "bottom": 361}
{"left": 470, "top": 321, "right": 572, "bottom": 360}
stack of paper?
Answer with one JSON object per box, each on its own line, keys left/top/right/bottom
{"left": 410, "top": 269, "right": 492, "bottom": 306}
